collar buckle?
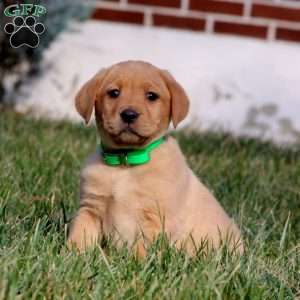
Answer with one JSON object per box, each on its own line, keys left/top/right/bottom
{"left": 121, "top": 154, "right": 129, "bottom": 166}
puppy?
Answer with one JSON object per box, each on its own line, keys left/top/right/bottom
{"left": 67, "top": 61, "right": 243, "bottom": 256}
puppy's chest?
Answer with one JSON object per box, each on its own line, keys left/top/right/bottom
{"left": 109, "top": 169, "right": 153, "bottom": 207}
{"left": 102, "top": 168, "right": 163, "bottom": 239}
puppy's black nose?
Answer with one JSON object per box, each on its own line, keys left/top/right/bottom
{"left": 120, "top": 109, "right": 139, "bottom": 124}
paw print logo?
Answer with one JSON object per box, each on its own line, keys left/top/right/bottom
{"left": 4, "top": 16, "right": 45, "bottom": 48}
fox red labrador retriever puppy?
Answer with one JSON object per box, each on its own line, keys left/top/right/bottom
{"left": 67, "top": 61, "right": 243, "bottom": 257}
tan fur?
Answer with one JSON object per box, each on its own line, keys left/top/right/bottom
{"left": 68, "top": 61, "right": 243, "bottom": 256}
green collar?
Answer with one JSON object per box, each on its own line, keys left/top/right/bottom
{"left": 98, "top": 137, "right": 165, "bottom": 166}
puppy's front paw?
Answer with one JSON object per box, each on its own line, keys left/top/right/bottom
{"left": 67, "top": 233, "right": 96, "bottom": 253}
{"left": 67, "top": 210, "right": 101, "bottom": 252}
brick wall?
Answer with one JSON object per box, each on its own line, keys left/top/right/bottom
{"left": 91, "top": 0, "right": 300, "bottom": 43}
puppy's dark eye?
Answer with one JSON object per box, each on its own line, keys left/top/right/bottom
{"left": 146, "top": 91, "right": 159, "bottom": 102}
{"left": 107, "top": 89, "right": 120, "bottom": 98}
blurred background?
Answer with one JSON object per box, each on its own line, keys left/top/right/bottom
{"left": 1, "top": 0, "right": 300, "bottom": 145}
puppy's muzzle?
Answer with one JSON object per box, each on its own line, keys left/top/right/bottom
{"left": 120, "top": 108, "right": 140, "bottom": 124}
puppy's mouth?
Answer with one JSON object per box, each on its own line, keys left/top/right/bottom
{"left": 120, "top": 126, "right": 147, "bottom": 139}
{"left": 109, "top": 125, "right": 149, "bottom": 145}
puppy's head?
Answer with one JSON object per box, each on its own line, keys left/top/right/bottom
{"left": 75, "top": 61, "right": 189, "bottom": 148}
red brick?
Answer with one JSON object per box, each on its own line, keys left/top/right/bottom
{"left": 153, "top": 14, "right": 206, "bottom": 31}
{"left": 276, "top": 27, "right": 300, "bottom": 42}
{"left": 214, "top": 21, "right": 268, "bottom": 39}
{"left": 252, "top": 4, "right": 300, "bottom": 23}
{"left": 128, "top": 0, "right": 180, "bottom": 8}
{"left": 91, "top": 8, "right": 144, "bottom": 24}
{"left": 190, "top": 0, "right": 244, "bottom": 16}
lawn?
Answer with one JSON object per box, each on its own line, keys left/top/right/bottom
{"left": 0, "top": 109, "right": 299, "bottom": 299}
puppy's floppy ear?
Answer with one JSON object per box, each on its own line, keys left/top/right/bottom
{"left": 75, "top": 69, "right": 107, "bottom": 124}
{"left": 160, "top": 70, "right": 190, "bottom": 128}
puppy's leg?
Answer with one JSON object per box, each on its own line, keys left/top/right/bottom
{"left": 133, "top": 240, "right": 147, "bottom": 259}
{"left": 67, "top": 200, "right": 106, "bottom": 252}
{"left": 133, "top": 209, "right": 163, "bottom": 259}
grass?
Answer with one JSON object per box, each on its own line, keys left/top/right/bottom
{"left": 0, "top": 109, "right": 299, "bottom": 299}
